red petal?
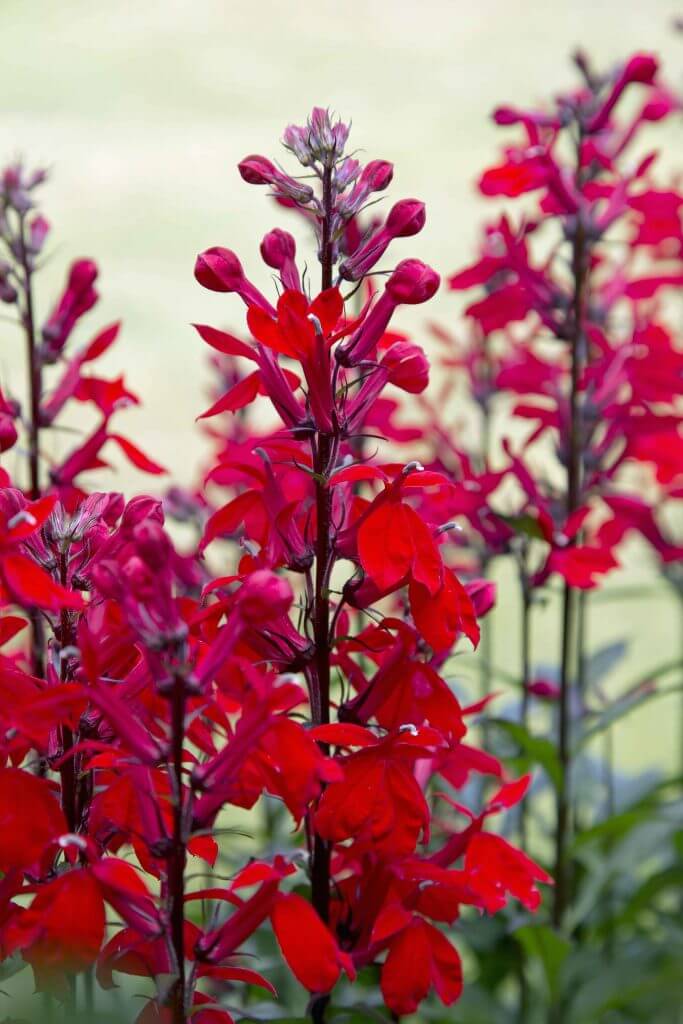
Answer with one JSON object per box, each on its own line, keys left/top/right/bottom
{"left": 2, "top": 552, "right": 84, "bottom": 611}
{"left": 192, "top": 324, "right": 257, "bottom": 361}
{"left": 271, "top": 892, "right": 351, "bottom": 993}
{"left": 109, "top": 434, "right": 167, "bottom": 475}
{"left": 197, "top": 372, "right": 261, "bottom": 420}
{"left": 358, "top": 501, "right": 414, "bottom": 592}
{"left": 0, "top": 768, "right": 67, "bottom": 871}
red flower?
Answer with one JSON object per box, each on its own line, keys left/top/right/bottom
{"left": 380, "top": 916, "right": 463, "bottom": 1015}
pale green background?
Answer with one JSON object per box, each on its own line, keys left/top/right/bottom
{"left": 0, "top": 0, "right": 681, "bottom": 774}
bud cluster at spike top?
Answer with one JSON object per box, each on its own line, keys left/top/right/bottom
{"left": 0, "top": 45, "right": 679, "bottom": 1024}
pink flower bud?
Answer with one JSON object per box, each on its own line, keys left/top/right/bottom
{"left": 194, "top": 247, "right": 245, "bottom": 293}
{"left": 91, "top": 560, "right": 124, "bottom": 600}
{"left": 386, "top": 199, "right": 426, "bottom": 238}
{"left": 386, "top": 259, "right": 440, "bottom": 304}
{"left": 339, "top": 201, "right": 427, "bottom": 281}
{"left": 133, "top": 520, "right": 172, "bottom": 572}
{"left": 239, "top": 154, "right": 314, "bottom": 204}
{"left": 121, "top": 495, "right": 164, "bottom": 534}
{"left": 622, "top": 53, "right": 658, "bottom": 85}
{"left": 41, "top": 259, "right": 99, "bottom": 358}
{"left": 0, "top": 414, "right": 18, "bottom": 453}
{"left": 260, "top": 229, "right": 296, "bottom": 269}
{"left": 121, "top": 555, "right": 156, "bottom": 601}
{"left": 465, "top": 579, "right": 497, "bottom": 617}
{"left": 338, "top": 261, "right": 439, "bottom": 365}
{"left": 28, "top": 215, "right": 50, "bottom": 254}
{"left": 194, "top": 246, "right": 276, "bottom": 314}
{"left": 238, "top": 155, "right": 278, "bottom": 185}
{"left": 587, "top": 52, "right": 659, "bottom": 132}
{"left": 526, "top": 679, "right": 561, "bottom": 701}
{"left": 381, "top": 341, "right": 430, "bottom": 394}
{"left": 260, "top": 229, "right": 300, "bottom": 291}
{"left": 66, "top": 258, "right": 99, "bottom": 294}
{"left": 238, "top": 569, "right": 293, "bottom": 625}
{"left": 361, "top": 160, "right": 394, "bottom": 192}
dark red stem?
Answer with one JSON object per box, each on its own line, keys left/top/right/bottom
{"left": 310, "top": 160, "right": 335, "bottom": 1024}
{"left": 167, "top": 672, "right": 188, "bottom": 1024}
{"left": 17, "top": 214, "right": 46, "bottom": 677}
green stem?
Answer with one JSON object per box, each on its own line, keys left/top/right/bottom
{"left": 553, "top": 212, "right": 588, "bottom": 933}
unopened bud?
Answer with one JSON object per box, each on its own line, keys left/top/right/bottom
{"left": 386, "top": 259, "right": 440, "bottom": 304}
{"left": 238, "top": 569, "right": 293, "bottom": 625}
{"left": 194, "top": 247, "right": 245, "bottom": 293}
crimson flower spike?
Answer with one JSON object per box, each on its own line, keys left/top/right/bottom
{"left": 189, "top": 105, "right": 550, "bottom": 1024}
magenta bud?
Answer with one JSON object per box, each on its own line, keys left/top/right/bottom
{"left": 526, "top": 679, "right": 561, "bottom": 701}
{"left": 465, "top": 579, "right": 496, "bottom": 617}
{"left": 493, "top": 106, "right": 518, "bottom": 125}
{"left": 239, "top": 154, "right": 314, "bottom": 204}
{"left": 121, "top": 555, "right": 156, "bottom": 601}
{"left": 260, "top": 229, "right": 300, "bottom": 290}
{"left": 194, "top": 247, "right": 245, "bottom": 293}
{"left": 238, "top": 569, "right": 293, "bottom": 625}
{"left": 29, "top": 214, "right": 50, "bottom": 254}
{"left": 133, "top": 520, "right": 172, "bottom": 571}
{"left": 622, "top": 53, "right": 658, "bottom": 85}
{"left": 260, "top": 229, "right": 296, "bottom": 269}
{"left": 238, "top": 155, "right": 278, "bottom": 185}
{"left": 0, "top": 280, "right": 17, "bottom": 304}
{"left": 381, "top": 341, "right": 430, "bottom": 394}
{"left": 362, "top": 159, "right": 394, "bottom": 192}
{"left": 0, "top": 414, "right": 18, "bottom": 453}
{"left": 67, "top": 258, "right": 98, "bottom": 292}
{"left": 386, "top": 259, "right": 440, "bottom": 304}
{"left": 386, "top": 199, "right": 426, "bottom": 238}
{"left": 121, "top": 496, "right": 164, "bottom": 534}
{"left": 91, "top": 560, "right": 123, "bottom": 600}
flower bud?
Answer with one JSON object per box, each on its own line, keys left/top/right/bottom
{"left": 28, "top": 214, "right": 50, "bottom": 255}
{"left": 0, "top": 414, "right": 18, "bottom": 452}
{"left": 260, "top": 229, "right": 296, "bottom": 269}
{"left": 465, "top": 579, "right": 496, "bottom": 617}
{"left": 240, "top": 155, "right": 279, "bottom": 185}
{"left": 380, "top": 341, "right": 430, "bottom": 394}
{"left": 91, "top": 560, "right": 124, "bottom": 600}
{"left": 120, "top": 496, "right": 164, "bottom": 536}
{"left": 194, "top": 246, "right": 276, "bottom": 314}
{"left": 361, "top": 159, "right": 394, "bottom": 192}
{"left": 194, "top": 247, "right": 245, "bottom": 292}
{"left": 386, "top": 199, "right": 426, "bottom": 238}
{"left": 0, "top": 280, "right": 17, "bottom": 304}
{"left": 121, "top": 555, "right": 156, "bottom": 601}
{"left": 282, "top": 124, "right": 314, "bottom": 166}
{"left": 339, "top": 201, "right": 427, "bottom": 281}
{"left": 41, "top": 259, "right": 99, "bottom": 359}
{"left": 133, "top": 520, "right": 172, "bottom": 572}
{"left": 386, "top": 259, "right": 440, "bottom": 304}
{"left": 260, "top": 229, "right": 300, "bottom": 291}
{"left": 238, "top": 569, "right": 293, "bottom": 625}
{"left": 622, "top": 53, "right": 658, "bottom": 85}
{"left": 335, "top": 158, "right": 360, "bottom": 190}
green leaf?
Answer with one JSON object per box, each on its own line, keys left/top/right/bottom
{"left": 583, "top": 639, "right": 628, "bottom": 687}
{"left": 514, "top": 923, "right": 571, "bottom": 1001}
{"left": 493, "top": 512, "right": 548, "bottom": 541}
{"left": 576, "top": 674, "right": 683, "bottom": 749}
{"left": 616, "top": 865, "right": 683, "bottom": 925}
{"left": 488, "top": 718, "right": 562, "bottom": 790}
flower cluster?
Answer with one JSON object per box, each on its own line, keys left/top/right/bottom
{"left": 417, "top": 48, "right": 683, "bottom": 1015}
{"left": 0, "top": 111, "right": 551, "bottom": 1024}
